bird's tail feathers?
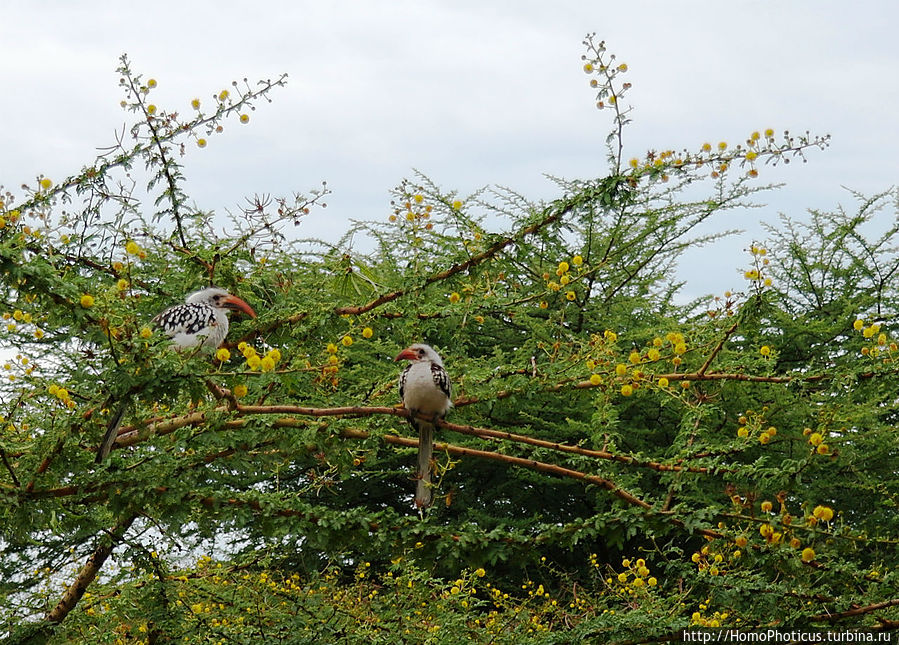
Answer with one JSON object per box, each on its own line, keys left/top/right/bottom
{"left": 95, "top": 400, "right": 129, "bottom": 464}
{"left": 415, "top": 422, "right": 435, "bottom": 509}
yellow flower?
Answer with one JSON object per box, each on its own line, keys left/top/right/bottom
{"left": 247, "top": 354, "right": 262, "bottom": 371}
{"left": 539, "top": 301, "right": 548, "bottom": 309}
{"left": 216, "top": 348, "right": 231, "bottom": 362}
{"left": 449, "top": 292, "right": 461, "bottom": 304}
{"left": 34, "top": 329, "right": 44, "bottom": 339}
{"left": 589, "top": 374, "right": 602, "bottom": 386}
{"left": 475, "top": 568, "right": 486, "bottom": 578}
{"left": 801, "top": 547, "right": 815, "bottom": 562}
{"left": 765, "top": 128, "right": 775, "bottom": 137}
{"left": 452, "top": 200, "right": 463, "bottom": 210}
{"left": 116, "top": 279, "right": 129, "bottom": 291}
{"left": 583, "top": 63, "right": 594, "bottom": 73}
{"left": 718, "top": 142, "right": 727, "bottom": 151}
{"left": 267, "top": 348, "right": 282, "bottom": 363}
{"left": 126, "top": 240, "right": 141, "bottom": 256}
{"left": 617, "top": 572, "right": 628, "bottom": 583}
{"left": 629, "top": 158, "right": 639, "bottom": 168}
{"left": 620, "top": 384, "right": 633, "bottom": 397}
{"left": 615, "top": 364, "right": 627, "bottom": 376}
{"left": 233, "top": 384, "right": 248, "bottom": 398}
{"left": 737, "top": 426, "right": 748, "bottom": 438}
{"left": 808, "top": 432, "right": 823, "bottom": 446}
{"left": 40, "top": 178, "right": 53, "bottom": 190}
{"left": 761, "top": 501, "right": 773, "bottom": 513}
{"left": 147, "top": 104, "right": 157, "bottom": 115}
{"left": 647, "top": 577, "right": 657, "bottom": 587}
{"left": 341, "top": 335, "right": 353, "bottom": 347}
{"left": 139, "top": 326, "right": 153, "bottom": 339}
{"left": 629, "top": 351, "right": 641, "bottom": 364}
{"left": 218, "top": 89, "right": 230, "bottom": 101}
{"left": 326, "top": 343, "right": 338, "bottom": 354}
{"left": 260, "top": 355, "right": 275, "bottom": 372}
{"left": 565, "top": 290, "right": 576, "bottom": 301}
{"left": 80, "top": 294, "right": 95, "bottom": 308}
{"left": 147, "top": 78, "right": 157, "bottom": 89}
{"left": 853, "top": 319, "right": 864, "bottom": 330}
{"left": 701, "top": 143, "right": 712, "bottom": 152}
{"left": 560, "top": 274, "right": 570, "bottom": 286}
{"left": 557, "top": 261, "right": 570, "bottom": 275}
{"left": 760, "top": 345, "right": 771, "bottom": 356}
{"left": 191, "top": 98, "right": 201, "bottom": 110}
{"left": 647, "top": 348, "right": 660, "bottom": 361}
{"left": 813, "top": 505, "right": 834, "bottom": 522}
{"left": 239, "top": 114, "right": 250, "bottom": 124}
{"left": 360, "top": 326, "right": 373, "bottom": 339}
{"left": 658, "top": 377, "right": 669, "bottom": 388}
{"left": 745, "top": 150, "right": 757, "bottom": 161}
{"left": 617, "top": 63, "right": 628, "bottom": 72}
{"left": 197, "top": 138, "right": 207, "bottom": 148}
{"left": 572, "top": 254, "right": 583, "bottom": 266}
{"left": 759, "top": 524, "right": 773, "bottom": 538}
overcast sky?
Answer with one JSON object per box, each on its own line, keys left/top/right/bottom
{"left": 2, "top": 1, "right": 897, "bottom": 299}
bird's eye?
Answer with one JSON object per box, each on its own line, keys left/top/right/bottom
{"left": 418, "top": 349, "right": 425, "bottom": 357}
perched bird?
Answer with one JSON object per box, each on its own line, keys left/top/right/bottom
{"left": 152, "top": 287, "right": 257, "bottom": 350}
{"left": 95, "top": 287, "right": 256, "bottom": 463}
{"left": 395, "top": 344, "right": 452, "bottom": 509}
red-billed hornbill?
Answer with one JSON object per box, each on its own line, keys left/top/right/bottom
{"left": 94, "top": 287, "right": 256, "bottom": 463}
{"left": 395, "top": 344, "right": 452, "bottom": 509}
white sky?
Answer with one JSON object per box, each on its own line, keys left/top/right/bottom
{"left": 2, "top": 1, "right": 897, "bottom": 299}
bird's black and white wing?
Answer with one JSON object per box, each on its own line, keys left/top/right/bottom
{"left": 430, "top": 362, "right": 451, "bottom": 401}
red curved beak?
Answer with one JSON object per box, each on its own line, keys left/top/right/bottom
{"left": 221, "top": 295, "right": 257, "bottom": 318}
{"left": 395, "top": 348, "right": 417, "bottom": 362}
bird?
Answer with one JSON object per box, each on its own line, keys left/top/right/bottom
{"left": 95, "top": 287, "right": 256, "bottom": 463}
{"left": 151, "top": 286, "right": 257, "bottom": 350}
{"left": 395, "top": 343, "right": 452, "bottom": 509}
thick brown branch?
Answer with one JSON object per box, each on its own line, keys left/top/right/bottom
{"left": 44, "top": 514, "right": 137, "bottom": 625}
{"left": 806, "top": 597, "right": 899, "bottom": 623}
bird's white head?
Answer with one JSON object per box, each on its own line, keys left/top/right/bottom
{"left": 185, "top": 287, "right": 257, "bottom": 318}
{"left": 395, "top": 343, "right": 444, "bottom": 366}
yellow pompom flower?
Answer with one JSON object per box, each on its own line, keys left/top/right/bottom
{"left": 147, "top": 104, "right": 157, "bottom": 115}
{"left": 813, "top": 505, "right": 834, "bottom": 522}
{"left": 260, "top": 356, "right": 275, "bottom": 372}
{"left": 565, "top": 291, "right": 576, "bottom": 301}
{"left": 80, "top": 294, "right": 95, "bottom": 308}
{"left": 657, "top": 377, "right": 669, "bottom": 388}
{"left": 233, "top": 384, "right": 248, "bottom": 398}
{"left": 139, "top": 326, "right": 153, "bottom": 339}
{"left": 191, "top": 98, "right": 201, "bottom": 110}
{"left": 341, "top": 335, "right": 353, "bottom": 347}
{"left": 449, "top": 292, "right": 461, "bottom": 304}
{"left": 557, "top": 261, "right": 569, "bottom": 275}
{"left": 215, "top": 348, "right": 231, "bottom": 362}
{"left": 326, "top": 343, "right": 338, "bottom": 354}
{"left": 218, "top": 89, "right": 230, "bottom": 101}
{"left": 760, "top": 345, "right": 771, "bottom": 356}
{"left": 620, "top": 384, "right": 633, "bottom": 397}
{"left": 629, "top": 351, "right": 641, "bottom": 365}
{"left": 147, "top": 78, "right": 157, "bottom": 89}
{"left": 615, "top": 364, "right": 627, "bottom": 376}
{"left": 589, "top": 374, "right": 602, "bottom": 386}
{"left": 475, "top": 568, "right": 486, "bottom": 578}
{"left": 572, "top": 254, "right": 583, "bottom": 266}
{"left": 452, "top": 200, "right": 463, "bottom": 210}
{"left": 197, "top": 138, "right": 207, "bottom": 148}
{"left": 239, "top": 114, "right": 250, "bottom": 124}
{"left": 362, "top": 327, "right": 373, "bottom": 339}
{"left": 125, "top": 241, "right": 141, "bottom": 256}
{"left": 40, "top": 178, "right": 53, "bottom": 190}
{"left": 801, "top": 548, "right": 816, "bottom": 563}
{"left": 761, "top": 500, "right": 773, "bottom": 513}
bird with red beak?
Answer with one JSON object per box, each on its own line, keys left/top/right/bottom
{"left": 95, "top": 287, "right": 256, "bottom": 463}
{"left": 395, "top": 344, "right": 452, "bottom": 509}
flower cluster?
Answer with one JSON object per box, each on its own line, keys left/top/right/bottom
{"left": 735, "top": 409, "right": 778, "bottom": 445}
{"left": 388, "top": 192, "right": 436, "bottom": 232}
{"left": 743, "top": 244, "right": 773, "bottom": 288}
{"left": 238, "top": 342, "right": 281, "bottom": 373}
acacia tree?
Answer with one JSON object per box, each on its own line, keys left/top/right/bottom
{"left": 3, "top": 36, "right": 898, "bottom": 643}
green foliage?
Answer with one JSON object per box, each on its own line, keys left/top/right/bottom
{"left": 2, "top": 37, "right": 898, "bottom": 643}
